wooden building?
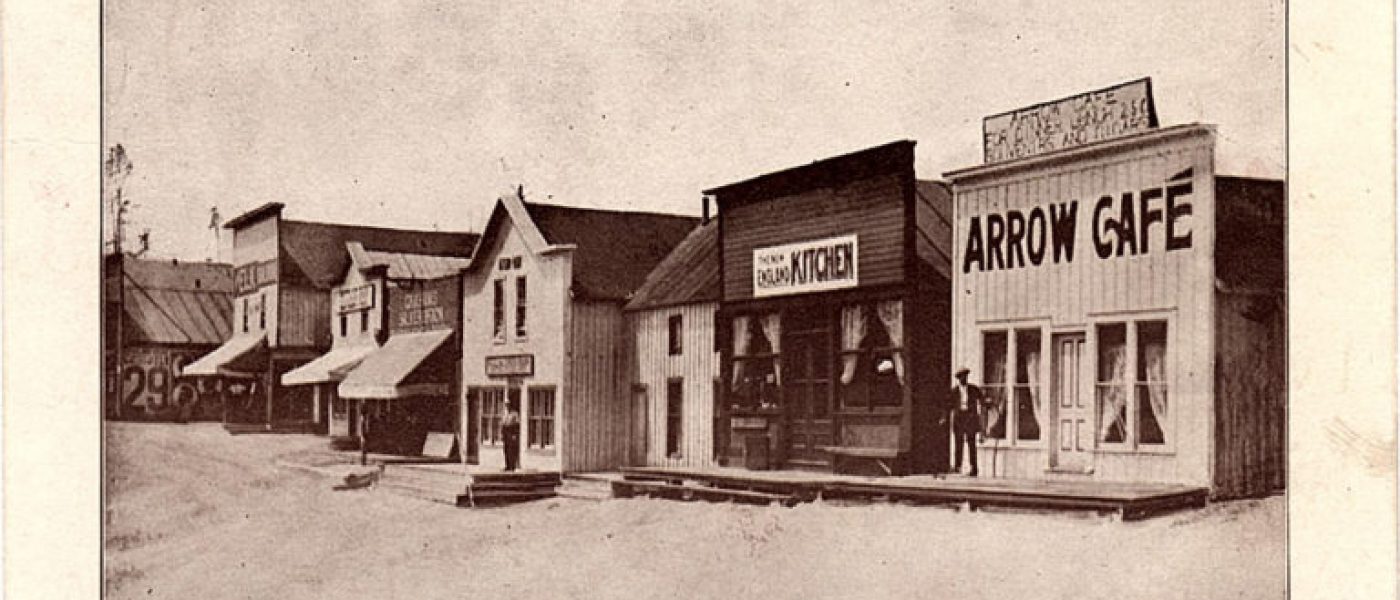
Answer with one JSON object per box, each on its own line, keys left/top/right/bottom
{"left": 707, "top": 141, "right": 955, "bottom": 475}
{"left": 624, "top": 219, "right": 722, "bottom": 468}
{"left": 181, "top": 202, "right": 477, "bottom": 431}
{"left": 104, "top": 255, "right": 236, "bottom": 421}
{"left": 943, "top": 124, "right": 1285, "bottom": 499}
{"left": 458, "top": 193, "right": 697, "bottom": 472}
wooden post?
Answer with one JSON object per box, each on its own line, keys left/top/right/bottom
{"left": 265, "top": 356, "right": 275, "bottom": 430}
{"left": 359, "top": 398, "right": 368, "bottom": 466}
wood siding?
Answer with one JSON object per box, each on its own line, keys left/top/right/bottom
{"left": 723, "top": 172, "right": 906, "bottom": 300}
{"left": 278, "top": 286, "right": 330, "bottom": 348}
{"left": 1213, "top": 292, "right": 1286, "bottom": 498}
{"left": 562, "top": 300, "right": 630, "bottom": 472}
{"left": 950, "top": 127, "right": 1217, "bottom": 488}
{"left": 630, "top": 303, "right": 720, "bottom": 468}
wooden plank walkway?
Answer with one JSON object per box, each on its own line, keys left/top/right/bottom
{"left": 616, "top": 466, "right": 1207, "bottom": 521}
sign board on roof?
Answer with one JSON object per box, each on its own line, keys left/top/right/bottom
{"left": 752, "top": 234, "right": 859, "bottom": 298}
{"left": 982, "top": 78, "right": 1159, "bottom": 164}
{"left": 390, "top": 277, "right": 459, "bottom": 333}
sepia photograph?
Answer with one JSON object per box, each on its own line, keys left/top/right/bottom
{"left": 66, "top": 0, "right": 1327, "bottom": 597}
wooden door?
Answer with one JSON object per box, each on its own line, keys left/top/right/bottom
{"left": 1051, "top": 333, "right": 1091, "bottom": 471}
{"left": 783, "top": 310, "right": 833, "bottom": 468}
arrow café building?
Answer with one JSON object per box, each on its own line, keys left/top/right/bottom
{"left": 943, "top": 80, "right": 1285, "bottom": 499}
{"left": 707, "top": 141, "right": 955, "bottom": 476}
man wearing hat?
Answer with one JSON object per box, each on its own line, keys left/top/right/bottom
{"left": 949, "top": 367, "right": 985, "bottom": 476}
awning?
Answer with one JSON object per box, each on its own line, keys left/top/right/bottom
{"left": 281, "top": 343, "right": 377, "bottom": 386}
{"left": 180, "top": 332, "right": 268, "bottom": 377}
{"left": 338, "top": 329, "right": 454, "bottom": 399}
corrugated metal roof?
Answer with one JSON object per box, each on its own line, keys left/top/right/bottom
{"left": 363, "top": 250, "right": 472, "bottom": 280}
{"left": 121, "top": 258, "right": 235, "bottom": 345}
{"left": 625, "top": 220, "right": 719, "bottom": 311}
{"left": 279, "top": 220, "right": 477, "bottom": 289}
{"left": 523, "top": 202, "right": 699, "bottom": 301}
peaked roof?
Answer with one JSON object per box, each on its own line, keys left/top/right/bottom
{"left": 279, "top": 220, "right": 477, "bottom": 289}
{"left": 119, "top": 258, "right": 235, "bottom": 345}
{"left": 625, "top": 219, "right": 719, "bottom": 311}
{"left": 522, "top": 202, "right": 700, "bottom": 301}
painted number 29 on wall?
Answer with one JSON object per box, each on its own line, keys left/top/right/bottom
{"left": 121, "top": 348, "right": 199, "bottom": 418}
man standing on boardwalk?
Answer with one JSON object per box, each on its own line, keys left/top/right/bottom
{"left": 949, "top": 367, "right": 984, "bottom": 477}
{"left": 501, "top": 401, "right": 522, "bottom": 472}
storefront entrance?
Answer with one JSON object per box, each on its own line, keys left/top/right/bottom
{"left": 783, "top": 308, "right": 833, "bottom": 468}
{"left": 1051, "top": 333, "right": 1091, "bottom": 471}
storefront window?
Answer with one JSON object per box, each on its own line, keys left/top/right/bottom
{"left": 1014, "top": 329, "right": 1042, "bottom": 441}
{"left": 981, "top": 331, "right": 1008, "bottom": 439}
{"left": 1096, "top": 323, "right": 1129, "bottom": 444}
{"left": 478, "top": 387, "right": 505, "bottom": 446}
{"left": 1136, "top": 321, "right": 1168, "bottom": 445}
{"left": 527, "top": 387, "right": 555, "bottom": 449}
{"left": 839, "top": 301, "right": 905, "bottom": 410}
{"left": 730, "top": 314, "right": 779, "bottom": 410}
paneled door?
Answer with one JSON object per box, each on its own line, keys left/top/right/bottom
{"left": 1051, "top": 333, "right": 1092, "bottom": 471}
{"left": 783, "top": 308, "right": 834, "bottom": 468}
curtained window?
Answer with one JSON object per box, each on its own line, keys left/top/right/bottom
{"left": 981, "top": 331, "right": 1008, "bottom": 439}
{"left": 729, "top": 314, "right": 778, "bottom": 410}
{"left": 1014, "top": 329, "right": 1042, "bottom": 441}
{"left": 527, "top": 387, "right": 555, "bottom": 450}
{"left": 839, "top": 301, "right": 905, "bottom": 410}
{"left": 1096, "top": 324, "right": 1129, "bottom": 444}
{"left": 478, "top": 387, "right": 505, "bottom": 446}
{"left": 1136, "top": 321, "right": 1168, "bottom": 445}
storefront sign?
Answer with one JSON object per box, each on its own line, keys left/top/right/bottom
{"left": 752, "top": 234, "right": 858, "bottom": 298}
{"left": 982, "top": 78, "right": 1158, "bottom": 164}
{"left": 961, "top": 168, "right": 1195, "bottom": 274}
{"left": 337, "top": 284, "right": 375, "bottom": 314}
{"left": 234, "top": 259, "right": 278, "bottom": 294}
{"left": 485, "top": 354, "right": 534, "bottom": 377}
{"left": 119, "top": 347, "right": 202, "bottom": 418}
{"left": 390, "top": 277, "right": 459, "bottom": 332}
{"left": 731, "top": 417, "right": 768, "bottom": 430}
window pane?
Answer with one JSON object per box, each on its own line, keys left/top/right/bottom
{"left": 981, "top": 331, "right": 1008, "bottom": 439}
{"left": 492, "top": 280, "right": 504, "bottom": 340}
{"left": 666, "top": 379, "right": 683, "bottom": 457}
{"left": 515, "top": 277, "right": 527, "bottom": 338}
{"left": 1015, "top": 329, "right": 1042, "bottom": 441}
{"left": 528, "top": 388, "right": 554, "bottom": 449}
{"left": 1096, "top": 323, "right": 1127, "bottom": 444}
{"left": 668, "top": 315, "right": 683, "bottom": 355}
{"left": 1136, "top": 321, "right": 1168, "bottom": 445}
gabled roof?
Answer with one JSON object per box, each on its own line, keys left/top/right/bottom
{"left": 523, "top": 202, "right": 700, "bottom": 301}
{"left": 345, "top": 241, "right": 472, "bottom": 280}
{"left": 120, "top": 258, "right": 235, "bottom": 345}
{"left": 279, "top": 220, "right": 477, "bottom": 289}
{"left": 625, "top": 220, "right": 719, "bottom": 311}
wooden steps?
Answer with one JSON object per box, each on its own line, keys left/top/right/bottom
{"left": 456, "top": 472, "right": 563, "bottom": 508}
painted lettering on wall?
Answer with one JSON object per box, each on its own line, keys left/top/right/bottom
{"left": 234, "top": 259, "right": 278, "bottom": 294}
{"left": 961, "top": 170, "right": 1194, "bottom": 273}
{"left": 390, "top": 277, "right": 459, "bottom": 332}
{"left": 983, "top": 78, "right": 1158, "bottom": 164}
{"left": 753, "top": 234, "right": 859, "bottom": 298}
{"left": 116, "top": 347, "right": 225, "bottom": 420}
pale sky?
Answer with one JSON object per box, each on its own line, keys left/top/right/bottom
{"left": 103, "top": 0, "right": 1285, "bottom": 262}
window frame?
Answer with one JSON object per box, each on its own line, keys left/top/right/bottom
{"left": 514, "top": 276, "right": 528, "bottom": 340}
{"left": 1088, "top": 313, "right": 1176, "bottom": 455}
{"left": 667, "top": 314, "right": 683, "bottom": 356}
{"left": 979, "top": 329, "right": 1010, "bottom": 441}
{"left": 526, "top": 386, "right": 556, "bottom": 452}
{"left": 665, "top": 378, "right": 684, "bottom": 458}
{"left": 492, "top": 278, "right": 506, "bottom": 343}
{"left": 837, "top": 302, "right": 905, "bottom": 413}
{"left": 476, "top": 386, "right": 506, "bottom": 447}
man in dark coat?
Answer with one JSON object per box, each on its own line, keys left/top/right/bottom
{"left": 949, "top": 367, "right": 984, "bottom": 477}
{"left": 501, "top": 401, "right": 522, "bottom": 472}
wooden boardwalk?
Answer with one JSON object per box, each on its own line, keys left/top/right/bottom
{"left": 615, "top": 466, "right": 1208, "bottom": 521}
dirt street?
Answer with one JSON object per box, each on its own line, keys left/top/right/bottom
{"left": 104, "top": 422, "right": 1284, "bottom": 599}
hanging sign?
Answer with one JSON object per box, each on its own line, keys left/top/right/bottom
{"left": 982, "top": 78, "right": 1159, "bottom": 164}
{"left": 752, "top": 234, "right": 859, "bottom": 298}
{"left": 337, "top": 284, "right": 375, "bottom": 314}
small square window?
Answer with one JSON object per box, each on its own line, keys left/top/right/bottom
{"left": 511, "top": 256, "right": 522, "bottom": 269}
{"left": 667, "top": 314, "right": 683, "bottom": 355}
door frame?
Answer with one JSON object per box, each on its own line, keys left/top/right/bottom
{"left": 1049, "top": 331, "right": 1092, "bottom": 472}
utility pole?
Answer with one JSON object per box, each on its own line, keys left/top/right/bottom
{"left": 106, "top": 144, "right": 134, "bottom": 420}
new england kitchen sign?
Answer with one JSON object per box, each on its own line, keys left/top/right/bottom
{"left": 753, "top": 234, "right": 858, "bottom": 298}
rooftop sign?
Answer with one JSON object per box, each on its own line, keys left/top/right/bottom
{"left": 982, "top": 78, "right": 1158, "bottom": 164}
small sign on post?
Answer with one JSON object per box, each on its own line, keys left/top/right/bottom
{"left": 982, "top": 78, "right": 1159, "bottom": 164}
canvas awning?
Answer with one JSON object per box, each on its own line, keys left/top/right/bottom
{"left": 180, "top": 332, "right": 268, "bottom": 377}
{"left": 337, "top": 329, "right": 454, "bottom": 399}
{"left": 280, "top": 343, "right": 377, "bottom": 386}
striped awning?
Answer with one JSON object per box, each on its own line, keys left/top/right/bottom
{"left": 337, "top": 329, "right": 453, "bottom": 399}
{"left": 180, "top": 332, "right": 267, "bottom": 377}
{"left": 281, "top": 343, "right": 377, "bottom": 386}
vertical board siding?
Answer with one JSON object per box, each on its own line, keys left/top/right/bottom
{"left": 630, "top": 303, "right": 720, "bottom": 468}
{"left": 950, "top": 129, "right": 1217, "bottom": 488}
{"left": 278, "top": 286, "right": 329, "bottom": 348}
{"left": 563, "top": 301, "right": 629, "bottom": 472}
{"left": 723, "top": 172, "right": 905, "bottom": 299}
{"left": 1214, "top": 291, "right": 1286, "bottom": 498}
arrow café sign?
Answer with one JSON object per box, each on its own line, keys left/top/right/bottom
{"left": 961, "top": 169, "right": 1195, "bottom": 274}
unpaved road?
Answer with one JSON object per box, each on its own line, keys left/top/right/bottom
{"left": 105, "top": 422, "right": 1284, "bottom": 599}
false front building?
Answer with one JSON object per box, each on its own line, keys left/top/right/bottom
{"left": 944, "top": 124, "right": 1285, "bottom": 498}
{"left": 458, "top": 193, "right": 697, "bottom": 472}
{"left": 181, "top": 202, "right": 477, "bottom": 432}
{"left": 706, "top": 140, "right": 954, "bottom": 475}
